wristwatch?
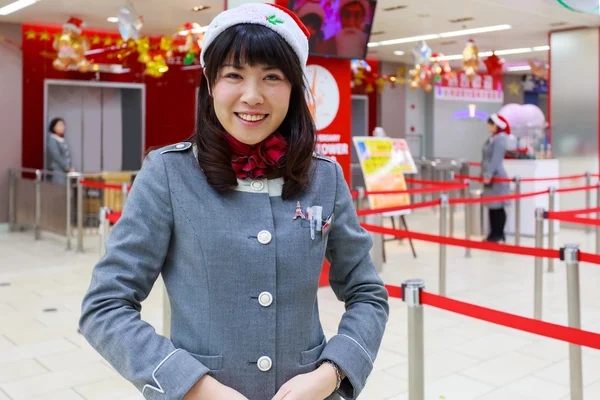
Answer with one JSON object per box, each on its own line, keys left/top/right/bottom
{"left": 319, "top": 360, "right": 344, "bottom": 391}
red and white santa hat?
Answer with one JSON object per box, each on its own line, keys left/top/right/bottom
{"left": 200, "top": 3, "right": 310, "bottom": 69}
{"left": 490, "top": 113, "right": 511, "bottom": 134}
{"left": 63, "top": 17, "right": 85, "bottom": 34}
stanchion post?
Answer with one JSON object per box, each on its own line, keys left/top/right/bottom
{"left": 402, "top": 279, "right": 425, "bottom": 400}
{"left": 562, "top": 244, "right": 583, "bottom": 400}
{"left": 34, "top": 169, "right": 42, "bottom": 240}
{"left": 534, "top": 208, "right": 544, "bottom": 320}
{"left": 448, "top": 171, "right": 455, "bottom": 237}
{"left": 596, "top": 183, "right": 600, "bottom": 254}
{"left": 439, "top": 194, "right": 449, "bottom": 296}
{"left": 585, "top": 171, "right": 591, "bottom": 234}
{"left": 98, "top": 207, "right": 109, "bottom": 256}
{"left": 464, "top": 180, "right": 472, "bottom": 258}
{"left": 121, "top": 183, "right": 129, "bottom": 206}
{"left": 357, "top": 186, "right": 365, "bottom": 223}
{"left": 77, "top": 177, "right": 84, "bottom": 252}
{"left": 8, "top": 169, "right": 15, "bottom": 232}
{"left": 66, "top": 173, "right": 75, "bottom": 251}
{"left": 548, "top": 187, "right": 556, "bottom": 273}
{"left": 514, "top": 176, "right": 521, "bottom": 246}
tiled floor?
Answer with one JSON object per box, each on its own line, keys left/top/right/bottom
{"left": 1, "top": 208, "right": 600, "bottom": 400}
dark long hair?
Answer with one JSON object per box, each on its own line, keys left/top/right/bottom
{"left": 194, "top": 23, "right": 316, "bottom": 200}
{"left": 48, "top": 118, "right": 65, "bottom": 134}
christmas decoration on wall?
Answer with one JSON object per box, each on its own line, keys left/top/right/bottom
{"left": 430, "top": 52, "right": 453, "bottom": 83}
{"left": 52, "top": 17, "right": 91, "bottom": 73}
{"left": 528, "top": 59, "right": 549, "bottom": 80}
{"left": 409, "top": 64, "right": 432, "bottom": 92}
{"left": 461, "top": 39, "right": 479, "bottom": 81}
{"left": 175, "top": 22, "right": 204, "bottom": 65}
{"left": 483, "top": 53, "right": 504, "bottom": 76}
{"left": 411, "top": 40, "right": 432, "bottom": 66}
{"left": 118, "top": 1, "right": 144, "bottom": 41}
{"left": 351, "top": 59, "right": 409, "bottom": 93}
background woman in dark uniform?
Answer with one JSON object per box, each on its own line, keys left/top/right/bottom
{"left": 482, "top": 113, "right": 510, "bottom": 242}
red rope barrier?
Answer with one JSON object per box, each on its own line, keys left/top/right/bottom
{"left": 454, "top": 173, "right": 588, "bottom": 183}
{"left": 420, "top": 291, "right": 600, "bottom": 350}
{"left": 449, "top": 189, "right": 548, "bottom": 206}
{"left": 551, "top": 206, "right": 600, "bottom": 216}
{"left": 106, "top": 211, "right": 122, "bottom": 225}
{"left": 546, "top": 212, "right": 600, "bottom": 227}
{"left": 454, "top": 174, "right": 512, "bottom": 183}
{"left": 361, "top": 223, "right": 561, "bottom": 259}
{"left": 579, "top": 251, "right": 600, "bottom": 265}
{"left": 80, "top": 180, "right": 128, "bottom": 191}
{"left": 365, "top": 184, "right": 466, "bottom": 196}
{"left": 468, "top": 162, "right": 481, "bottom": 167}
{"left": 555, "top": 185, "right": 597, "bottom": 194}
{"left": 385, "top": 284, "right": 403, "bottom": 299}
{"left": 356, "top": 199, "right": 440, "bottom": 217}
{"left": 405, "top": 178, "right": 466, "bottom": 186}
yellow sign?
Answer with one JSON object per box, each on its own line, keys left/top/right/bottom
{"left": 353, "top": 137, "right": 413, "bottom": 211}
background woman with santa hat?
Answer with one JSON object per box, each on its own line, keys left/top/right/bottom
{"left": 482, "top": 113, "right": 510, "bottom": 242}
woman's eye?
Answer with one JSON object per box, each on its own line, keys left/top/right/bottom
{"left": 265, "top": 74, "right": 283, "bottom": 81}
{"left": 225, "top": 73, "right": 242, "bottom": 79}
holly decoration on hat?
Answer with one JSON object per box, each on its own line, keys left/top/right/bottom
{"left": 266, "top": 14, "right": 284, "bottom": 25}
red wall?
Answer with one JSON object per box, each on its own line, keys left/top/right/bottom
{"left": 21, "top": 24, "right": 200, "bottom": 170}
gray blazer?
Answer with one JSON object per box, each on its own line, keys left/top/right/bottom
{"left": 47, "top": 134, "right": 72, "bottom": 184}
{"left": 79, "top": 142, "right": 389, "bottom": 400}
{"left": 482, "top": 133, "right": 510, "bottom": 209}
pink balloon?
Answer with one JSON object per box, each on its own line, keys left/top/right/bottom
{"left": 498, "top": 103, "right": 524, "bottom": 127}
{"left": 520, "top": 104, "right": 546, "bottom": 127}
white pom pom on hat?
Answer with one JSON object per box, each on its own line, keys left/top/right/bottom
{"left": 200, "top": 3, "right": 310, "bottom": 69}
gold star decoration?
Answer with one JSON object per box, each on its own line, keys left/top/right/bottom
{"left": 25, "top": 29, "right": 36, "bottom": 40}
{"left": 508, "top": 81, "right": 521, "bottom": 95}
{"left": 115, "top": 39, "right": 124, "bottom": 46}
{"left": 104, "top": 37, "right": 113, "bottom": 46}
{"left": 92, "top": 35, "right": 101, "bottom": 45}
{"left": 39, "top": 31, "right": 51, "bottom": 41}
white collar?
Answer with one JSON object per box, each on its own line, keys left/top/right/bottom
{"left": 51, "top": 134, "right": 65, "bottom": 143}
{"left": 193, "top": 144, "right": 284, "bottom": 196}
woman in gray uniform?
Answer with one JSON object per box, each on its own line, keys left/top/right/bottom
{"left": 46, "top": 117, "right": 74, "bottom": 184}
{"left": 79, "top": 4, "right": 389, "bottom": 400}
{"left": 482, "top": 113, "right": 510, "bottom": 242}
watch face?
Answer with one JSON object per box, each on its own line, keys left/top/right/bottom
{"left": 305, "top": 64, "right": 340, "bottom": 131}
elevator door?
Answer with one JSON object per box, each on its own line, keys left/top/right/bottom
{"left": 46, "top": 84, "right": 142, "bottom": 173}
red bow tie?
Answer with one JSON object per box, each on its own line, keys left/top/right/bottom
{"left": 225, "top": 132, "right": 288, "bottom": 180}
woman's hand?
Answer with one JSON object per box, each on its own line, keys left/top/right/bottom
{"left": 271, "top": 363, "right": 338, "bottom": 400}
{"left": 183, "top": 375, "right": 249, "bottom": 400}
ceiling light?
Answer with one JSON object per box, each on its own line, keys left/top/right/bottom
{"left": 494, "top": 47, "right": 536, "bottom": 56}
{"left": 393, "top": 50, "right": 405, "bottom": 56}
{"left": 439, "top": 24, "right": 511, "bottom": 38}
{"left": 368, "top": 24, "right": 511, "bottom": 48}
{"left": 507, "top": 65, "right": 531, "bottom": 72}
{"left": 431, "top": 46, "right": 548, "bottom": 61}
{"left": 107, "top": 17, "right": 119, "bottom": 23}
{"left": 0, "top": 0, "right": 37, "bottom": 15}
{"left": 192, "top": 5, "right": 210, "bottom": 11}
{"left": 532, "top": 45, "right": 550, "bottom": 51}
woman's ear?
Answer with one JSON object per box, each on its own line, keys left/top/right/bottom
{"left": 203, "top": 68, "right": 212, "bottom": 97}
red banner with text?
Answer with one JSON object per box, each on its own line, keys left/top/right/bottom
{"left": 435, "top": 72, "right": 504, "bottom": 103}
